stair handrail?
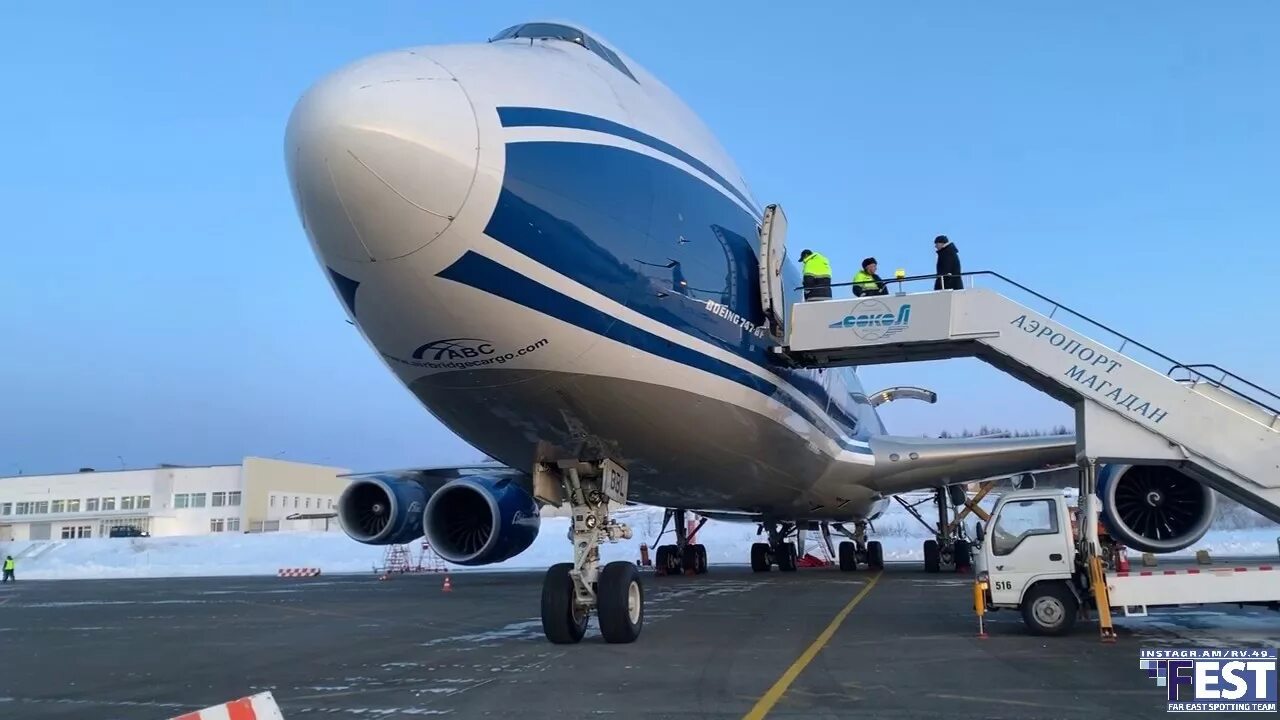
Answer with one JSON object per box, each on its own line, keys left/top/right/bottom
{"left": 798, "top": 270, "right": 1280, "bottom": 417}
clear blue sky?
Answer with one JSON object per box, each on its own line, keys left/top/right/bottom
{"left": 2, "top": 2, "right": 1276, "bottom": 475}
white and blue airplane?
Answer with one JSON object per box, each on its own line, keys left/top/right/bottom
{"left": 284, "top": 21, "right": 1217, "bottom": 644}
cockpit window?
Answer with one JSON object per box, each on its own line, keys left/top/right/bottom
{"left": 490, "top": 22, "right": 586, "bottom": 45}
{"left": 490, "top": 23, "right": 637, "bottom": 83}
{"left": 583, "top": 36, "right": 637, "bottom": 82}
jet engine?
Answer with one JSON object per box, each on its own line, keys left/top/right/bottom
{"left": 1097, "top": 464, "right": 1216, "bottom": 554}
{"left": 423, "top": 476, "right": 540, "bottom": 566}
{"left": 337, "top": 477, "right": 428, "bottom": 545}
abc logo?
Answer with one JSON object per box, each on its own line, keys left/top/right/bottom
{"left": 412, "top": 338, "right": 497, "bottom": 362}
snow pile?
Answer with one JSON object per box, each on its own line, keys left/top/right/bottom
{"left": 2, "top": 496, "right": 1276, "bottom": 581}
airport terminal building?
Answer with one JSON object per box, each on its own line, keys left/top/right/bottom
{"left": 0, "top": 457, "right": 352, "bottom": 541}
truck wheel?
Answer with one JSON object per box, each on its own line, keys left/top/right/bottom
{"left": 923, "top": 540, "right": 940, "bottom": 573}
{"left": 1021, "top": 582, "right": 1078, "bottom": 636}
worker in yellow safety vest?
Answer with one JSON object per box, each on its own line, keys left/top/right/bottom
{"left": 798, "top": 249, "right": 832, "bottom": 300}
{"left": 2, "top": 555, "right": 14, "bottom": 583}
{"left": 852, "top": 257, "right": 888, "bottom": 297}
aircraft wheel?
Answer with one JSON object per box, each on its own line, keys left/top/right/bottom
{"left": 665, "top": 544, "right": 683, "bottom": 574}
{"left": 681, "top": 543, "right": 700, "bottom": 576}
{"left": 598, "top": 561, "right": 644, "bottom": 644}
{"left": 654, "top": 545, "right": 670, "bottom": 576}
{"left": 695, "top": 544, "right": 708, "bottom": 574}
{"left": 953, "top": 539, "right": 972, "bottom": 573}
{"left": 750, "top": 542, "right": 771, "bottom": 572}
{"left": 838, "top": 541, "right": 857, "bottom": 571}
{"left": 777, "top": 542, "right": 798, "bottom": 572}
{"left": 923, "top": 539, "right": 940, "bottom": 573}
{"left": 867, "top": 540, "right": 884, "bottom": 570}
{"left": 541, "top": 562, "right": 588, "bottom": 644}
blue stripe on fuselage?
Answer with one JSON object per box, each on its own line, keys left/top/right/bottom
{"left": 436, "top": 251, "right": 873, "bottom": 453}
{"left": 497, "top": 106, "right": 761, "bottom": 216}
{"left": 475, "top": 115, "right": 882, "bottom": 446}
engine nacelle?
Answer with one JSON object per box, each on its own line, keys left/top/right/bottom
{"left": 337, "top": 477, "right": 428, "bottom": 545}
{"left": 423, "top": 476, "right": 540, "bottom": 566}
{"left": 1097, "top": 464, "right": 1216, "bottom": 554}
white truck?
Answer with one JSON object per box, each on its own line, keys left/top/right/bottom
{"left": 973, "top": 488, "right": 1280, "bottom": 637}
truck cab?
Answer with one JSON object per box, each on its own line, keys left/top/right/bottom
{"left": 975, "top": 487, "right": 1280, "bottom": 637}
{"left": 974, "top": 489, "right": 1084, "bottom": 635}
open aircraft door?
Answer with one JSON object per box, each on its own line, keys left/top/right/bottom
{"left": 758, "top": 203, "right": 788, "bottom": 340}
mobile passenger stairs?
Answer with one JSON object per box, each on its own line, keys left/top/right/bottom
{"left": 757, "top": 206, "right": 1280, "bottom": 639}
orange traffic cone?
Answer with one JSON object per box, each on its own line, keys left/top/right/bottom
{"left": 442, "top": 575, "right": 452, "bottom": 592}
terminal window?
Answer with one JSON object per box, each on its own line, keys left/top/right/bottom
{"left": 121, "top": 496, "right": 135, "bottom": 510}
{"left": 51, "top": 500, "right": 65, "bottom": 513}
{"left": 138, "top": 496, "right": 150, "bottom": 509}
{"left": 190, "top": 493, "right": 206, "bottom": 508}
{"left": 227, "top": 518, "right": 240, "bottom": 531}
{"left": 86, "top": 498, "right": 99, "bottom": 511}
{"left": 103, "top": 497, "right": 115, "bottom": 511}
{"left": 174, "top": 494, "right": 189, "bottom": 509}
{"left": 212, "top": 492, "right": 227, "bottom": 507}
{"left": 67, "top": 499, "right": 80, "bottom": 512}
{"left": 228, "top": 491, "right": 241, "bottom": 506}
{"left": 210, "top": 518, "right": 225, "bottom": 532}
{"left": 0, "top": 503, "right": 10, "bottom": 515}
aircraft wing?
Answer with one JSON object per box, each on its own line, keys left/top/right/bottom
{"left": 866, "top": 434, "right": 1077, "bottom": 496}
{"left": 340, "top": 463, "right": 528, "bottom": 494}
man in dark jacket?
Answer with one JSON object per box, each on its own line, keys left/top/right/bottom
{"left": 933, "top": 235, "right": 964, "bottom": 290}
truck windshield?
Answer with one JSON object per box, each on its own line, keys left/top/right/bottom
{"left": 991, "top": 499, "right": 1058, "bottom": 555}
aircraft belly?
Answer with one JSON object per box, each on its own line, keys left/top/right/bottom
{"left": 409, "top": 369, "right": 831, "bottom": 513}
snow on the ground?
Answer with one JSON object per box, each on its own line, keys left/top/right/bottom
{"left": 3, "top": 493, "right": 1277, "bottom": 580}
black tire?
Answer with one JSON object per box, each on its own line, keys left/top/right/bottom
{"left": 695, "top": 544, "right": 708, "bottom": 574}
{"left": 923, "top": 540, "right": 940, "bottom": 573}
{"left": 662, "top": 544, "right": 682, "bottom": 575}
{"left": 681, "top": 544, "right": 699, "bottom": 575}
{"left": 598, "top": 561, "right": 644, "bottom": 644}
{"left": 777, "top": 542, "right": 798, "bottom": 572}
{"left": 541, "top": 563, "right": 588, "bottom": 644}
{"left": 953, "top": 539, "right": 972, "bottom": 572}
{"left": 654, "top": 545, "right": 670, "bottom": 576}
{"left": 750, "top": 542, "right": 771, "bottom": 572}
{"left": 947, "top": 484, "right": 966, "bottom": 506}
{"left": 838, "top": 541, "right": 857, "bottom": 571}
{"left": 1021, "top": 582, "right": 1079, "bottom": 637}
{"left": 866, "top": 541, "right": 884, "bottom": 570}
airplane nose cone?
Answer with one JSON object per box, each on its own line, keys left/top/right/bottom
{"left": 285, "top": 52, "right": 478, "bottom": 263}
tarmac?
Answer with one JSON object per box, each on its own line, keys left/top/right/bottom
{"left": 2, "top": 563, "right": 1278, "bottom": 720}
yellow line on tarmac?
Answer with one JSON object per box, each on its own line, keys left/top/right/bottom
{"left": 741, "top": 571, "right": 882, "bottom": 720}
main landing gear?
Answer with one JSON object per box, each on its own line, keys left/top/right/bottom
{"left": 833, "top": 520, "right": 884, "bottom": 571}
{"left": 653, "top": 508, "right": 708, "bottom": 576}
{"left": 750, "top": 521, "right": 801, "bottom": 572}
{"left": 537, "top": 459, "right": 643, "bottom": 644}
{"left": 896, "top": 485, "right": 988, "bottom": 574}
